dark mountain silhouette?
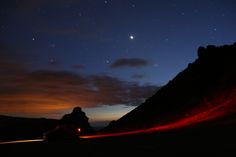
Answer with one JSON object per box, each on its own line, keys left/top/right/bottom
{"left": 103, "top": 43, "right": 236, "bottom": 133}
{"left": 0, "top": 115, "right": 58, "bottom": 141}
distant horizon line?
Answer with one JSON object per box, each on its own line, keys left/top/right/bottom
{"left": 0, "top": 114, "right": 111, "bottom": 128}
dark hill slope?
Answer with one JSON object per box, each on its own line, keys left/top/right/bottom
{"left": 0, "top": 115, "right": 58, "bottom": 141}
{"left": 103, "top": 43, "right": 236, "bottom": 132}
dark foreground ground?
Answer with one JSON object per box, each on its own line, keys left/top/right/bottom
{"left": 1, "top": 125, "right": 236, "bottom": 157}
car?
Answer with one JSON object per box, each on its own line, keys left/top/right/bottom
{"left": 43, "top": 124, "right": 81, "bottom": 141}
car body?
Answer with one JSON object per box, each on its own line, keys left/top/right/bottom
{"left": 43, "top": 125, "right": 81, "bottom": 141}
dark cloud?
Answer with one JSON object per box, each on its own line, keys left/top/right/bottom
{"left": 0, "top": 42, "right": 160, "bottom": 118}
{"left": 111, "top": 58, "right": 150, "bottom": 68}
{"left": 1, "top": 69, "right": 159, "bottom": 105}
{"left": 0, "top": 44, "right": 159, "bottom": 118}
{"left": 131, "top": 74, "right": 145, "bottom": 79}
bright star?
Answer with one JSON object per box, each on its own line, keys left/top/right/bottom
{"left": 129, "top": 35, "right": 134, "bottom": 40}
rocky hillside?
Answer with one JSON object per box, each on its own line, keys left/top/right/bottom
{"left": 103, "top": 43, "right": 236, "bottom": 133}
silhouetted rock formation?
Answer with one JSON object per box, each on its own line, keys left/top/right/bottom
{"left": 59, "top": 107, "right": 94, "bottom": 135}
{"left": 103, "top": 42, "right": 236, "bottom": 133}
{"left": 44, "top": 107, "right": 94, "bottom": 141}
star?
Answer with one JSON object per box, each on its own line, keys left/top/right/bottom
{"left": 104, "top": 0, "right": 108, "bottom": 4}
{"left": 50, "top": 43, "right": 56, "bottom": 48}
{"left": 129, "top": 35, "right": 134, "bottom": 40}
{"left": 49, "top": 58, "right": 56, "bottom": 64}
{"left": 78, "top": 12, "right": 82, "bottom": 17}
{"left": 153, "top": 63, "right": 159, "bottom": 67}
{"left": 106, "top": 60, "right": 110, "bottom": 64}
{"left": 32, "top": 37, "right": 35, "bottom": 41}
{"left": 194, "top": 9, "right": 199, "bottom": 13}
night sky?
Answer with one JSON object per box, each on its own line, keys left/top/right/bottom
{"left": 1, "top": 0, "right": 236, "bottom": 127}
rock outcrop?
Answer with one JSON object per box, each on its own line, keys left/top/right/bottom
{"left": 103, "top": 42, "right": 236, "bottom": 133}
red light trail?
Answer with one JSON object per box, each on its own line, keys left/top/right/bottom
{"left": 81, "top": 89, "right": 236, "bottom": 139}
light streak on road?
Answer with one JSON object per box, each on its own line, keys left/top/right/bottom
{"left": 0, "top": 139, "right": 44, "bottom": 145}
